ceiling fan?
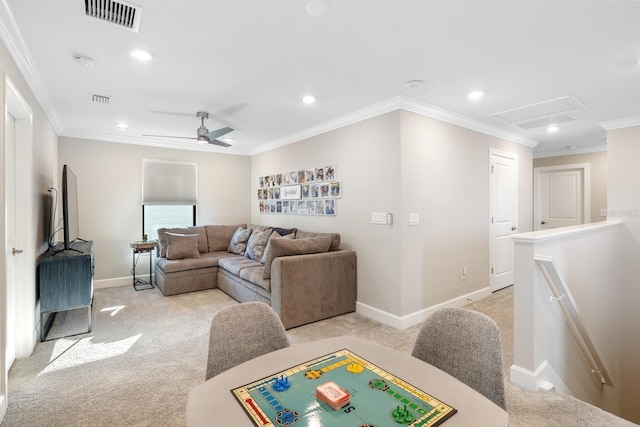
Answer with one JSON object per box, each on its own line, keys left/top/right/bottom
{"left": 144, "top": 111, "right": 234, "bottom": 147}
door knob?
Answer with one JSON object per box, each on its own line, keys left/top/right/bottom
{"left": 12, "top": 248, "right": 23, "bottom": 255}
{"left": 511, "top": 226, "right": 518, "bottom": 231}
{"left": 541, "top": 221, "right": 547, "bottom": 225}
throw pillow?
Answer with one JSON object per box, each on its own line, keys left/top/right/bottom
{"left": 228, "top": 227, "right": 253, "bottom": 255}
{"left": 260, "top": 231, "right": 295, "bottom": 264}
{"left": 262, "top": 236, "right": 332, "bottom": 279}
{"left": 245, "top": 228, "right": 273, "bottom": 261}
{"left": 165, "top": 232, "right": 201, "bottom": 260}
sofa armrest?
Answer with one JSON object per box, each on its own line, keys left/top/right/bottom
{"left": 270, "top": 250, "right": 357, "bottom": 329}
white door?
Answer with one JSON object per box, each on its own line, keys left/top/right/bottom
{"left": 489, "top": 150, "right": 517, "bottom": 292}
{"left": 535, "top": 165, "right": 590, "bottom": 230}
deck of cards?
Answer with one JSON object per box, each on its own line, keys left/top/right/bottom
{"left": 315, "top": 381, "right": 350, "bottom": 410}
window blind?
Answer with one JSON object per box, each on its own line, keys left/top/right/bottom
{"left": 142, "top": 159, "right": 197, "bottom": 205}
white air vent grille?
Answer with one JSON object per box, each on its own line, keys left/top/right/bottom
{"left": 91, "top": 94, "right": 111, "bottom": 105}
{"left": 488, "top": 95, "right": 587, "bottom": 126}
{"left": 85, "top": 0, "right": 142, "bottom": 32}
{"left": 514, "top": 113, "right": 576, "bottom": 130}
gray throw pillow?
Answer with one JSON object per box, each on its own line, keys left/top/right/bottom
{"left": 260, "top": 232, "right": 295, "bottom": 264}
{"left": 228, "top": 227, "right": 252, "bottom": 255}
{"left": 262, "top": 236, "right": 332, "bottom": 279}
{"left": 165, "top": 233, "right": 201, "bottom": 260}
{"left": 245, "top": 229, "right": 273, "bottom": 261}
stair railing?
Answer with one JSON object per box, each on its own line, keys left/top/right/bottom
{"left": 535, "top": 256, "right": 613, "bottom": 386}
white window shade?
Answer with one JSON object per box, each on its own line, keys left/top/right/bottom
{"left": 142, "top": 159, "right": 197, "bottom": 205}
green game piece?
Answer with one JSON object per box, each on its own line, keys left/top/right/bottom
{"left": 390, "top": 405, "right": 415, "bottom": 424}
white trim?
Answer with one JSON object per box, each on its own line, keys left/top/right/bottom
{"left": 599, "top": 116, "right": 640, "bottom": 131}
{"left": 0, "top": 0, "right": 61, "bottom": 134}
{"left": 533, "top": 163, "right": 591, "bottom": 231}
{"left": 512, "top": 220, "right": 622, "bottom": 244}
{"left": 533, "top": 144, "right": 607, "bottom": 159}
{"left": 356, "top": 287, "right": 493, "bottom": 330}
{"left": 94, "top": 277, "right": 137, "bottom": 289}
{"left": 510, "top": 360, "right": 570, "bottom": 395}
{"left": 252, "top": 96, "right": 538, "bottom": 155}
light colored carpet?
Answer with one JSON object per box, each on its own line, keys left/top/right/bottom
{"left": 1, "top": 285, "right": 636, "bottom": 426}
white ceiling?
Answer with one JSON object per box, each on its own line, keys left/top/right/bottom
{"left": 1, "top": 0, "right": 639, "bottom": 157}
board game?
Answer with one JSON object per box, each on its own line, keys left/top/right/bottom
{"left": 231, "top": 349, "right": 457, "bottom": 426}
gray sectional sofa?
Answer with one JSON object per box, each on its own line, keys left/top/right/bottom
{"left": 154, "top": 224, "right": 357, "bottom": 329}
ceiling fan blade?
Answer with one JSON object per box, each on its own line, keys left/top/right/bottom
{"left": 205, "top": 126, "right": 234, "bottom": 141}
{"left": 143, "top": 134, "right": 196, "bottom": 140}
{"left": 209, "top": 139, "right": 232, "bottom": 147}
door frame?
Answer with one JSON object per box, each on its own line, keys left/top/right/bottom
{"left": 1, "top": 75, "right": 34, "bottom": 423}
{"left": 533, "top": 163, "right": 590, "bottom": 231}
{"left": 489, "top": 148, "right": 518, "bottom": 292}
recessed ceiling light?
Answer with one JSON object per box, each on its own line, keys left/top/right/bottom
{"left": 306, "top": 0, "right": 329, "bottom": 16}
{"left": 301, "top": 95, "right": 318, "bottom": 105}
{"left": 547, "top": 125, "right": 559, "bottom": 133}
{"left": 129, "top": 48, "right": 154, "bottom": 61}
{"left": 467, "top": 90, "right": 484, "bottom": 101}
{"left": 116, "top": 122, "right": 129, "bottom": 129}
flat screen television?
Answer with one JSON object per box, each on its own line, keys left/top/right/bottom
{"left": 62, "top": 164, "right": 80, "bottom": 250}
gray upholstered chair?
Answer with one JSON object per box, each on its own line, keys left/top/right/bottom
{"left": 411, "top": 307, "right": 507, "bottom": 410}
{"left": 206, "top": 302, "right": 290, "bottom": 380}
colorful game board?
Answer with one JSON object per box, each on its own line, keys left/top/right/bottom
{"left": 232, "top": 349, "right": 457, "bottom": 426}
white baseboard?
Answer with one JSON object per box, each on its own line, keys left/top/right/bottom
{"left": 510, "top": 361, "right": 570, "bottom": 395}
{"left": 356, "top": 287, "right": 493, "bottom": 330}
{"left": 94, "top": 276, "right": 144, "bottom": 289}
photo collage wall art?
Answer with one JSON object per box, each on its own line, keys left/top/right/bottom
{"left": 258, "top": 165, "right": 341, "bottom": 216}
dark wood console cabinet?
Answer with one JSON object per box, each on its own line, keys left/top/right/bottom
{"left": 38, "top": 240, "right": 94, "bottom": 341}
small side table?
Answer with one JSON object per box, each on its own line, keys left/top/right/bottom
{"left": 130, "top": 240, "right": 157, "bottom": 291}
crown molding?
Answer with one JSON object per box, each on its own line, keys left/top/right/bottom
{"left": 533, "top": 143, "right": 607, "bottom": 159}
{"left": 599, "top": 116, "right": 640, "bottom": 131}
{"left": 0, "top": 0, "right": 62, "bottom": 133}
{"left": 251, "top": 95, "right": 538, "bottom": 155}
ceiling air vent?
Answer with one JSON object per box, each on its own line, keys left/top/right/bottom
{"left": 90, "top": 94, "right": 111, "bottom": 105}
{"left": 85, "top": 0, "right": 143, "bottom": 32}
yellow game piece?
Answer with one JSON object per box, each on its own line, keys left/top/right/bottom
{"left": 346, "top": 361, "right": 365, "bottom": 374}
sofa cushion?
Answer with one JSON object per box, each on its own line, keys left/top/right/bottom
{"left": 260, "top": 231, "right": 295, "bottom": 264}
{"left": 157, "top": 251, "right": 235, "bottom": 274}
{"left": 262, "top": 235, "right": 333, "bottom": 279}
{"left": 295, "top": 230, "right": 341, "bottom": 251}
{"left": 218, "top": 256, "right": 262, "bottom": 276}
{"left": 165, "top": 233, "right": 200, "bottom": 260}
{"left": 228, "top": 226, "right": 252, "bottom": 255}
{"left": 245, "top": 228, "right": 273, "bottom": 261}
{"left": 157, "top": 226, "right": 207, "bottom": 257}
{"left": 206, "top": 224, "right": 246, "bottom": 252}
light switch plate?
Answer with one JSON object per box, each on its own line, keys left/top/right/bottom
{"left": 371, "top": 212, "right": 388, "bottom": 225}
{"left": 409, "top": 213, "right": 420, "bottom": 226}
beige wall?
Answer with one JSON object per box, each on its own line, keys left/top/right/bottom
{"left": 533, "top": 151, "right": 607, "bottom": 224}
{"left": 252, "top": 110, "right": 533, "bottom": 322}
{"left": 607, "top": 125, "right": 640, "bottom": 422}
{"left": 58, "top": 137, "right": 251, "bottom": 283}
{"left": 400, "top": 111, "right": 533, "bottom": 316}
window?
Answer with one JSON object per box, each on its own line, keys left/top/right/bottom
{"left": 141, "top": 159, "right": 197, "bottom": 240}
{"left": 142, "top": 205, "right": 196, "bottom": 240}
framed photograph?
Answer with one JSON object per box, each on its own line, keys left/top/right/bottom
{"left": 282, "top": 173, "right": 290, "bottom": 185}
{"left": 315, "top": 167, "right": 325, "bottom": 182}
{"left": 324, "top": 199, "right": 336, "bottom": 215}
{"left": 302, "top": 184, "right": 310, "bottom": 199}
{"left": 310, "top": 184, "right": 319, "bottom": 198}
{"left": 288, "top": 170, "right": 298, "bottom": 184}
{"left": 330, "top": 181, "right": 341, "bottom": 198}
{"left": 320, "top": 184, "right": 330, "bottom": 198}
{"left": 281, "top": 184, "right": 301, "bottom": 200}
{"left": 324, "top": 165, "right": 335, "bottom": 181}
{"left": 305, "top": 168, "right": 315, "bottom": 183}
{"left": 297, "top": 200, "right": 307, "bottom": 214}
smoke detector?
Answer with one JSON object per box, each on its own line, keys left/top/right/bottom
{"left": 72, "top": 54, "right": 95, "bottom": 68}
